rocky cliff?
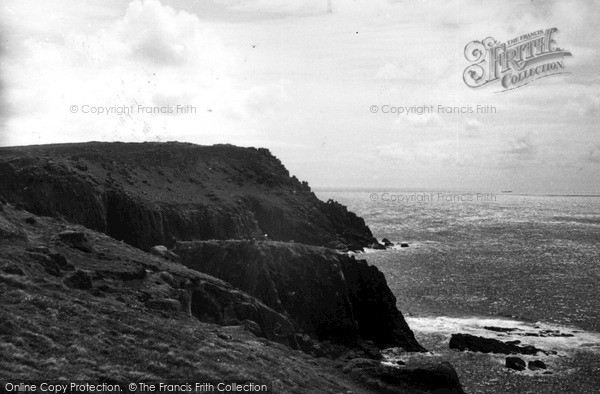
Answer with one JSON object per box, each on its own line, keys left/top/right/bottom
{"left": 0, "top": 198, "right": 464, "bottom": 393}
{"left": 0, "top": 141, "right": 464, "bottom": 391}
{"left": 0, "top": 142, "right": 375, "bottom": 251}
{"left": 174, "top": 240, "right": 424, "bottom": 352}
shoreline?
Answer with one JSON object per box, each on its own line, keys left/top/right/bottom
{"left": 360, "top": 247, "right": 600, "bottom": 393}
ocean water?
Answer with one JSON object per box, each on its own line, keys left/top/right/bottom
{"left": 316, "top": 190, "right": 600, "bottom": 391}
{"left": 316, "top": 191, "right": 600, "bottom": 332}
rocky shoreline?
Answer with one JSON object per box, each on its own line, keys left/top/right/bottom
{"left": 0, "top": 142, "right": 464, "bottom": 393}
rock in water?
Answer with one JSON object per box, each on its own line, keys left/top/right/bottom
{"left": 343, "top": 358, "right": 465, "bottom": 393}
{"left": 528, "top": 360, "right": 547, "bottom": 370}
{"left": 506, "top": 356, "right": 526, "bottom": 371}
{"left": 369, "top": 242, "right": 386, "bottom": 250}
{"left": 449, "top": 333, "right": 543, "bottom": 355}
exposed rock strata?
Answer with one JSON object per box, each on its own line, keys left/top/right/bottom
{"left": 0, "top": 142, "right": 376, "bottom": 250}
{"left": 174, "top": 240, "right": 424, "bottom": 351}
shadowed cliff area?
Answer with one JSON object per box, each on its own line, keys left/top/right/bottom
{"left": 0, "top": 141, "right": 464, "bottom": 392}
{"left": 174, "top": 240, "right": 424, "bottom": 352}
{"left": 0, "top": 199, "right": 464, "bottom": 393}
{"left": 0, "top": 142, "right": 375, "bottom": 251}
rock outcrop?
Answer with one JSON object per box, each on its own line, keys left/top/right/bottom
{"left": 173, "top": 240, "right": 424, "bottom": 351}
{"left": 0, "top": 142, "right": 376, "bottom": 251}
{"left": 343, "top": 358, "right": 465, "bottom": 393}
{"left": 505, "top": 356, "right": 526, "bottom": 371}
{"left": 0, "top": 201, "right": 464, "bottom": 393}
{"left": 0, "top": 141, "right": 466, "bottom": 391}
{"left": 0, "top": 201, "right": 297, "bottom": 348}
{"left": 528, "top": 360, "right": 547, "bottom": 371}
{"left": 449, "top": 333, "right": 544, "bottom": 355}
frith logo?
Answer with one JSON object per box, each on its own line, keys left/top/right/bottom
{"left": 463, "top": 28, "right": 572, "bottom": 92}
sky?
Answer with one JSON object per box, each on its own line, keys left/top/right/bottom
{"left": 1, "top": 0, "right": 599, "bottom": 193}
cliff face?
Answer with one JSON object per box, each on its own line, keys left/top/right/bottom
{"left": 0, "top": 142, "right": 424, "bottom": 351}
{"left": 0, "top": 201, "right": 464, "bottom": 392}
{"left": 174, "top": 240, "right": 424, "bottom": 351}
{"left": 0, "top": 142, "right": 375, "bottom": 250}
{"left": 0, "top": 198, "right": 297, "bottom": 348}
{"left": 0, "top": 141, "right": 466, "bottom": 391}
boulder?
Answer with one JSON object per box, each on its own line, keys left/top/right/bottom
{"left": 400, "top": 243, "right": 409, "bottom": 248}
{"left": 63, "top": 270, "right": 93, "bottom": 290}
{"left": 49, "top": 252, "right": 75, "bottom": 272}
{"left": 449, "top": 333, "right": 543, "bottom": 355}
{"left": 0, "top": 214, "right": 25, "bottom": 239}
{"left": 506, "top": 356, "right": 526, "bottom": 371}
{"left": 149, "top": 245, "right": 180, "bottom": 262}
{"left": 369, "top": 242, "right": 386, "bottom": 250}
{"left": 1, "top": 263, "right": 25, "bottom": 276}
{"left": 187, "top": 280, "right": 298, "bottom": 348}
{"left": 325, "top": 240, "right": 348, "bottom": 251}
{"left": 56, "top": 231, "right": 93, "bottom": 253}
{"left": 25, "top": 216, "right": 37, "bottom": 225}
{"left": 483, "top": 326, "right": 517, "bottom": 333}
{"left": 26, "top": 250, "right": 74, "bottom": 277}
{"left": 528, "top": 360, "right": 547, "bottom": 370}
{"left": 145, "top": 298, "right": 183, "bottom": 313}
{"left": 381, "top": 238, "right": 394, "bottom": 247}
{"left": 343, "top": 358, "right": 465, "bottom": 393}
{"left": 241, "top": 319, "right": 262, "bottom": 336}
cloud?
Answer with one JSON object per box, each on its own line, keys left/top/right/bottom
{"left": 216, "top": 0, "right": 330, "bottom": 16}
{"left": 463, "top": 118, "right": 484, "bottom": 137}
{"left": 565, "top": 91, "right": 600, "bottom": 118}
{"left": 114, "top": 0, "right": 233, "bottom": 69}
{"left": 399, "top": 113, "right": 442, "bottom": 128}
{"left": 376, "top": 143, "right": 412, "bottom": 162}
{"left": 502, "top": 136, "right": 537, "bottom": 161}
{"left": 2, "top": 0, "right": 600, "bottom": 193}
{"left": 377, "top": 141, "right": 474, "bottom": 167}
{"left": 375, "top": 63, "right": 403, "bottom": 81}
{"left": 119, "top": 0, "right": 203, "bottom": 64}
{"left": 1, "top": 0, "right": 270, "bottom": 146}
{"left": 585, "top": 145, "right": 600, "bottom": 163}
{"left": 375, "top": 58, "right": 449, "bottom": 84}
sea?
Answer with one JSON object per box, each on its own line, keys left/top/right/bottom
{"left": 316, "top": 190, "right": 600, "bottom": 393}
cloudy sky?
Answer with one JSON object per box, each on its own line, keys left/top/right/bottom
{"left": 1, "top": 0, "right": 599, "bottom": 193}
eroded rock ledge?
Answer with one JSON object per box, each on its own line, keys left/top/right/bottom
{"left": 174, "top": 240, "right": 425, "bottom": 352}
